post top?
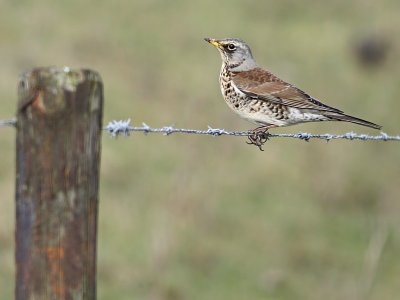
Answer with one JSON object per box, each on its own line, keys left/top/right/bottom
{"left": 17, "top": 67, "right": 102, "bottom": 113}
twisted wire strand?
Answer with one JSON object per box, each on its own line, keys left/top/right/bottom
{"left": 0, "top": 119, "right": 16, "bottom": 127}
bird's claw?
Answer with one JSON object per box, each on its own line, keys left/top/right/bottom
{"left": 246, "top": 129, "right": 270, "bottom": 151}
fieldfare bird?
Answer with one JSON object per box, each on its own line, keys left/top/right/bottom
{"left": 205, "top": 37, "right": 381, "bottom": 150}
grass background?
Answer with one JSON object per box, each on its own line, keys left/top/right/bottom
{"left": 1, "top": 0, "right": 399, "bottom": 299}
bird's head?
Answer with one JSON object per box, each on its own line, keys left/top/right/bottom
{"left": 204, "top": 37, "right": 257, "bottom": 71}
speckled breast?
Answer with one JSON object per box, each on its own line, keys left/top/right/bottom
{"left": 219, "top": 65, "right": 245, "bottom": 110}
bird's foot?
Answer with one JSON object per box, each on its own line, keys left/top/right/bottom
{"left": 246, "top": 126, "right": 271, "bottom": 151}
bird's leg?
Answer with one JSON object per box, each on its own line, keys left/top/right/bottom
{"left": 247, "top": 125, "right": 275, "bottom": 151}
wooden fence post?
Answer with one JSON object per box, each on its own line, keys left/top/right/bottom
{"left": 15, "top": 67, "right": 103, "bottom": 300}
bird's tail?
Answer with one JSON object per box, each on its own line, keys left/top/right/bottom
{"left": 327, "top": 113, "right": 382, "bottom": 130}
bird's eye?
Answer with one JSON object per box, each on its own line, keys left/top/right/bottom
{"left": 226, "top": 43, "right": 236, "bottom": 51}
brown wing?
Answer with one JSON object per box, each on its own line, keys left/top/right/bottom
{"left": 231, "top": 68, "right": 343, "bottom": 113}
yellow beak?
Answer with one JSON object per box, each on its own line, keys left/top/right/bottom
{"left": 204, "top": 37, "right": 223, "bottom": 49}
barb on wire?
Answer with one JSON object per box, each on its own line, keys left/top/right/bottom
{"left": 105, "top": 119, "right": 400, "bottom": 142}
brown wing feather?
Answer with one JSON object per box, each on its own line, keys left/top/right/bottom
{"left": 232, "top": 68, "right": 343, "bottom": 113}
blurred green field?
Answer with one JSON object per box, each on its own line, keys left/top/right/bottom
{"left": 1, "top": 0, "right": 400, "bottom": 299}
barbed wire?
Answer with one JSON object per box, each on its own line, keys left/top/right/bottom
{"left": 2, "top": 118, "right": 400, "bottom": 143}
{"left": 105, "top": 119, "right": 400, "bottom": 142}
